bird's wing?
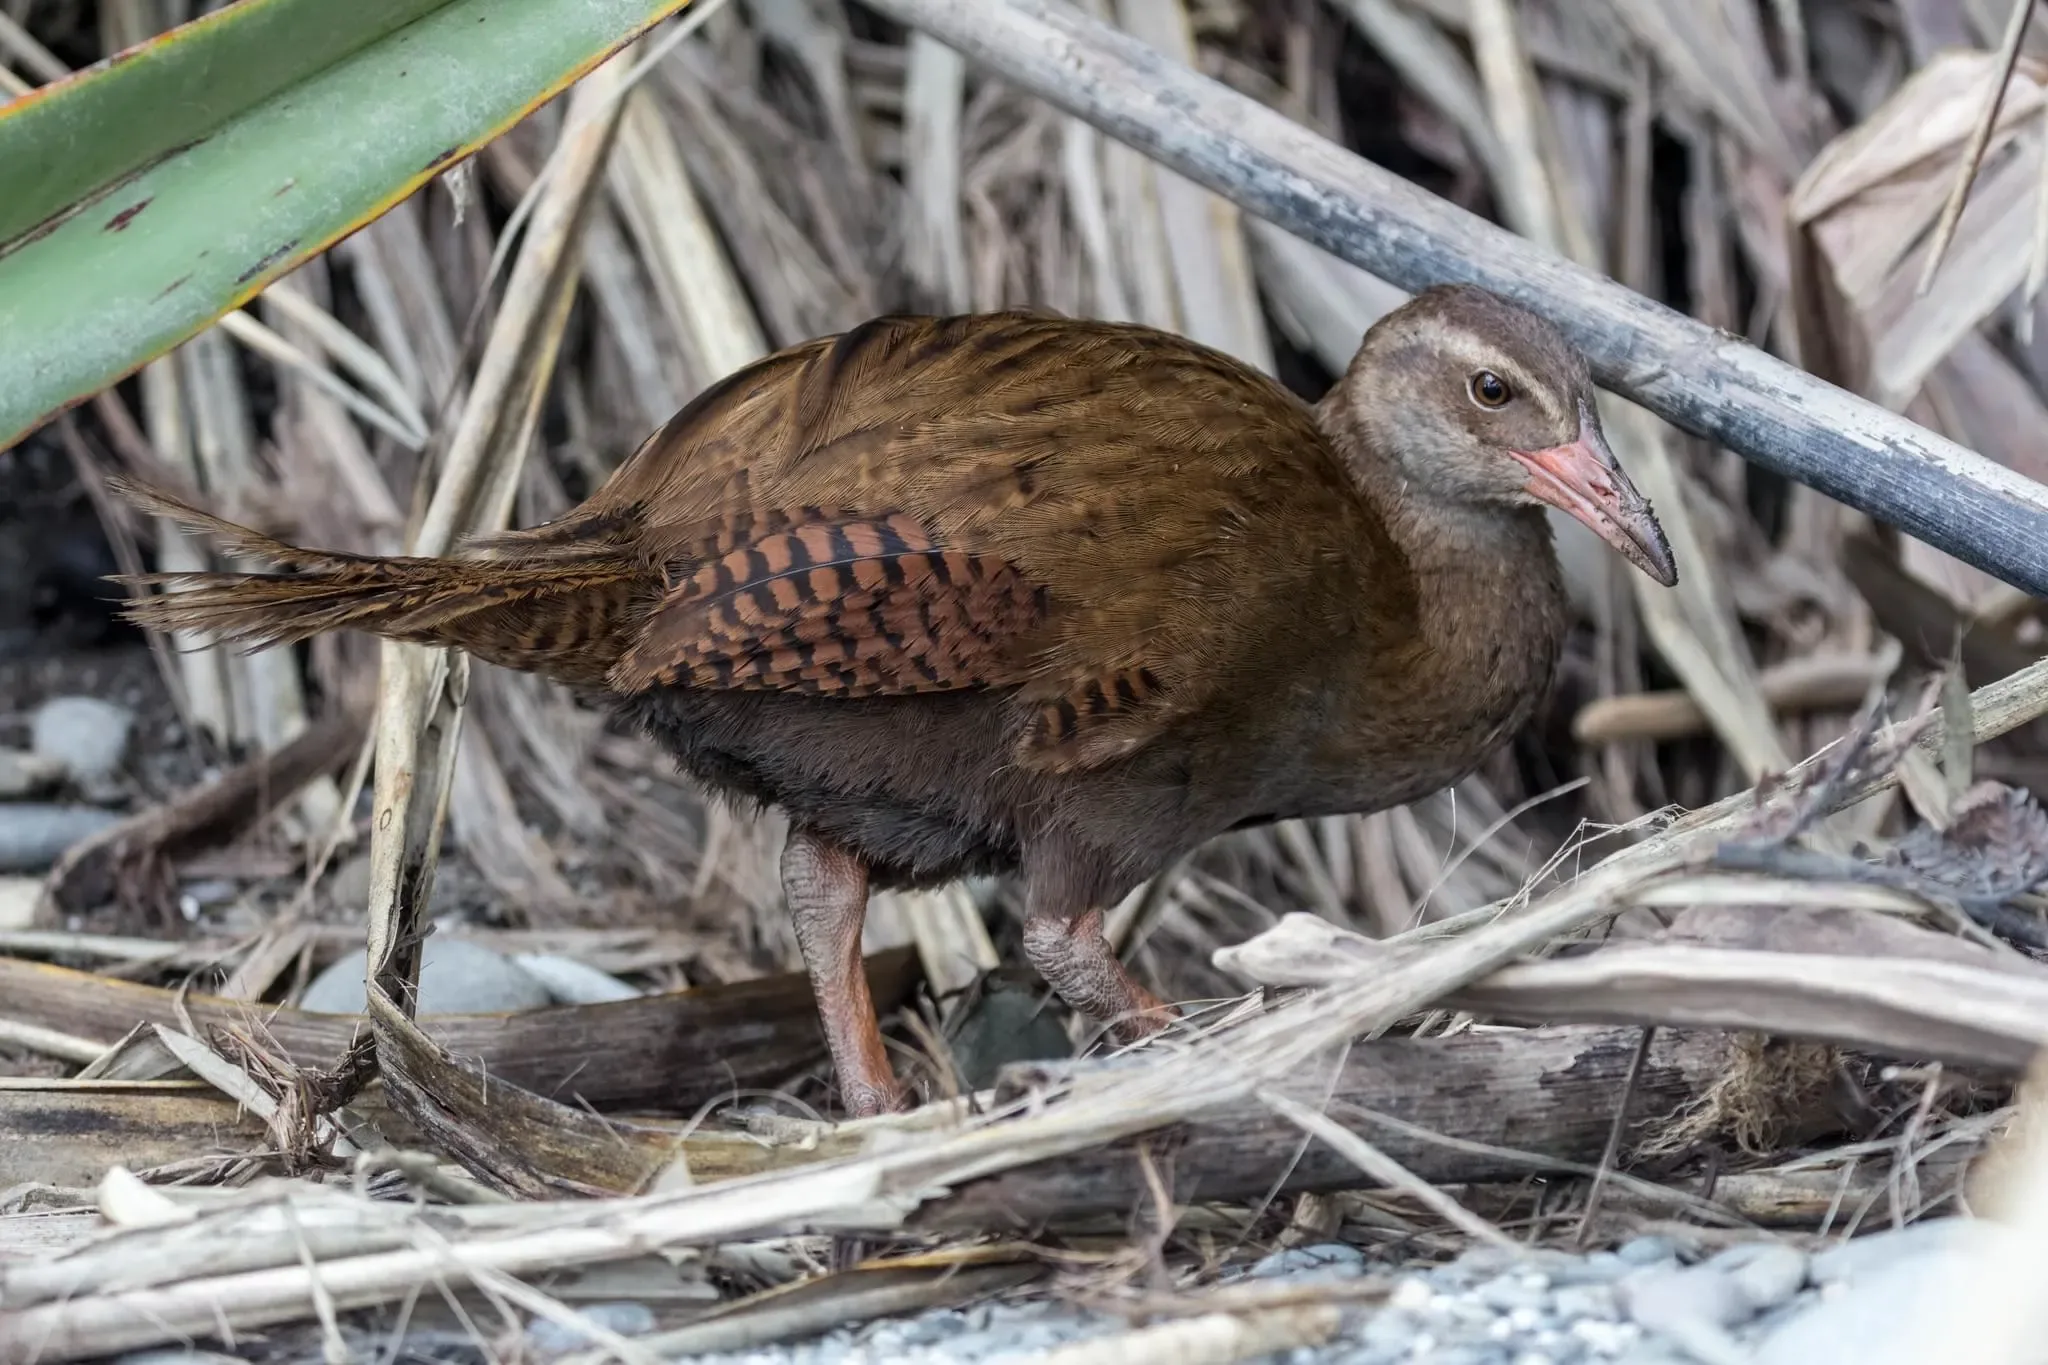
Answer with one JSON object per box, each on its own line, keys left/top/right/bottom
{"left": 520, "top": 313, "right": 1394, "bottom": 771}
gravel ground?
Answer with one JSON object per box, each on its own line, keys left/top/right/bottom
{"left": 492, "top": 1219, "right": 1984, "bottom": 1365}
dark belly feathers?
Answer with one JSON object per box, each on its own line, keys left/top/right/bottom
{"left": 616, "top": 686, "right": 1034, "bottom": 889}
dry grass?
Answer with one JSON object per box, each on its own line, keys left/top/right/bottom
{"left": 6, "top": 0, "right": 2048, "bottom": 1357}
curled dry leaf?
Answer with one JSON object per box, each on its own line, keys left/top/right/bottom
{"left": 1890, "top": 779, "right": 2048, "bottom": 902}
{"left": 1790, "top": 49, "right": 2048, "bottom": 406}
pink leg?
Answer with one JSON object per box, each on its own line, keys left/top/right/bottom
{"left": 1021, "top": 904, "right": 1173, "bottom": 1046}
{"left": 782, "top": 830, "right": 905, "bottom": 1117}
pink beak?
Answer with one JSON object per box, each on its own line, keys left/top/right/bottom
{"left": 1511, "top": 408, "right": 1678, "bottom": 587}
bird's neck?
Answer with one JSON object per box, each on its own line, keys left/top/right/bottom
{"left": 1388, "top": 490, "right": 1569, "bottom": 674}
{"left": 1330, "top": 449, "right": 1573, "bottom": 801}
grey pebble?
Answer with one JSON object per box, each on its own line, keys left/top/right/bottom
{"left": 512, "top": 952, "right": 641, "bottom": 1004}
{"left": 1539, "top": 1251, "right": 1633, "bottom": 1286}
{"left": 31, "top": 695, "right": 133, "bottom": 784}
{"left": 1250, "top": 1242, "right": 1371, "bottom": 1279}
{"left": 1357, "top": 1307, "right": 1422, "bottom": 1353}
{"left": 1476, "top": 1271, "right": 1552, "bottom": 1313}
{"left": 321, "top": 850, "right": 457, "bottom": 915}
{"left": 1430, "top": 1346, "right": 1511, "bottom": 1365}
{"left": 1621, "top": 1265, "right": 1749, "bottom": 1332}
{"left": 1709, "top": 1243, "right": 1807, "bottom": 1313}
{"left": 526, "top": 1301, "right": 656, "bottom": 1354}
{"left": 179, "top": 878, "right": 238, "bottom": 908}
{"left": 301, "top": 937, "right": 554, "bottom": 1014}
{"left": 1552, "top": 1283, "right": 1620, "bottom": 1322}
{"left": 0, "top": 803, "right": 122, "bottom": 872}
{"left": 1608, "top": 1348, "right": 1697, "bottom": 1365}
{"left": 1614, "top": 1236, "right": 1680, "bottom": 1267}
{"left": 0, "top": 748, "right": 64, "bottom": 799}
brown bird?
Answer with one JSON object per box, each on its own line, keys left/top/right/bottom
{"left": 114, "top": 285, "right": 1675, "bottom": 1117}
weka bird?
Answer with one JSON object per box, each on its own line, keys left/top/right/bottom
{"left": 115, "top": 285, "right": 1676, "bottom": 1117}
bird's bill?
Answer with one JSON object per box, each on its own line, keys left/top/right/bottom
{"left": 1511, "top": 417, "right": 1678, "bottom": 587}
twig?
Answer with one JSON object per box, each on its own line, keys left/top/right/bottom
{"left": 1260, "top": 1089, "right": 1518, "bottom": 1250}
{"left": 1577, "top": 1025, "right": 1656, "bottom": 1246}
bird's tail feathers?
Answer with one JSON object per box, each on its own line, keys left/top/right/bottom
{"left": 108, "top": 479, "right": 644, "bottom": 686}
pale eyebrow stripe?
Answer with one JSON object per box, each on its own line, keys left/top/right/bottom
{"left": 1405, "top": 315, "right": 1569, "bottom": 428}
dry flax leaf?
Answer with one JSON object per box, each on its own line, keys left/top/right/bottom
{"left": 1107, "top": 0, "right": 1272, "bottom": 372}
{"left": 1791, "top": 49, "right": 2048, "bottom": 407}
{"left": 1918, "top": 0, "right": 2039, "bottom": 294}
{"left": 607, "top": 83, "right": 767, "bottom": 383}
{"left": 1603, "top": 0, "right": 1806, "bottom": 177}
{"left": 903, "top": 32, "right": 973, "bottom": 311}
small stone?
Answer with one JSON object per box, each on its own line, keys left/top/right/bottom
{"left": 1506, "top": 1306, "right": 1544, "bottom": 1333}
{"left": 525, "top": 1301, "right": 655, "bottom": 1354}
{"left": 1622, "top": 1264, "right": 1749, "bottom": 1331}
{"left": 896, "top": 1309, "right": 969, "bottom": 1347}
{"left": 1249, "top": 1241, "right": 1369, "bottom": 1279}
{"left": 1609, "top": 1347, "right": 1694, "bottom": 1365}
{"left": 1614, "top": 1235, "right": 1679, "bottom": 1267}
{"left": 179, "top": 878, "right": 238, "bottom": 908}
{"left": 321, "top": 851, "right": 459, "bottom": 916}
{"left": 1360, "top": 1307, "right": 1421, "bottom": 1352}
{"left": 1389, "top": 1277, "right": 1434, "bottom": 1311}
{"left": 0, "top": 749, "right": 64, "bottom": 799}
{"left": 0, "top": 804, "right": 122, "bottom": 872}
{"left": 1553, "top": 1284, "right": 1620, "bottom": 1321}
{"left": 1453, "top": 1245, "right": 1533, "bottom": 1276}
{"left": 1428, "top": 1348, "right": 1505, "bottom": 1365}
{"left": 31, "top": 696, "right": 133, "bottom": 784}
{"left": 301, "top": 937, "right": 553, "bottom": 1015}
{"left": 1511, "top": 1353, "right": 1555, "bottom": 1365}
{"left": 1571, "top": 1318, "right": 1640, "bottom": 1356}
{"left": 1331, "top": 1349, "right": 1405, "bottom": 1365}
{"left": 512, "top": 953, "right": 641, "bottom": 1004}
{"left": 1714, "top": 1244, "right": 1808, "bottom": 1313}
{"left": 1535, "top": 1250, "right": 1629, "bottom": 1286}
{"left": 1477, "top": 1272, "right": 1549, "bottom": 1312}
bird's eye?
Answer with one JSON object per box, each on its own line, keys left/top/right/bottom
{"left": 1469, "top": 370, "right": 1512, "bottom": 408}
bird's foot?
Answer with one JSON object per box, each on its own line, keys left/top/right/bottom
{"left": 838, "top": 1069, "right": 910, "bottom": 1120}
{"left": 1104, "top": 991, "right": 1177, "bottom": 1048}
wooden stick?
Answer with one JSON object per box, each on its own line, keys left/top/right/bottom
{"left": 862, "top": 0, "right": 2048, "bottom": 596}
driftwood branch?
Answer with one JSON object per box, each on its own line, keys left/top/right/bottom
{"left": 0, "top": 1025, "right": 1741, "bottom": 1245}
{"left": 920, "top": 1026, "right": 1754, "bottom": 1233}
{"left": 0, "top": 949, "right": 922, "bottom": 1119}
{"left": 863, "top": 0, "right": 2048, "bottom": 597}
